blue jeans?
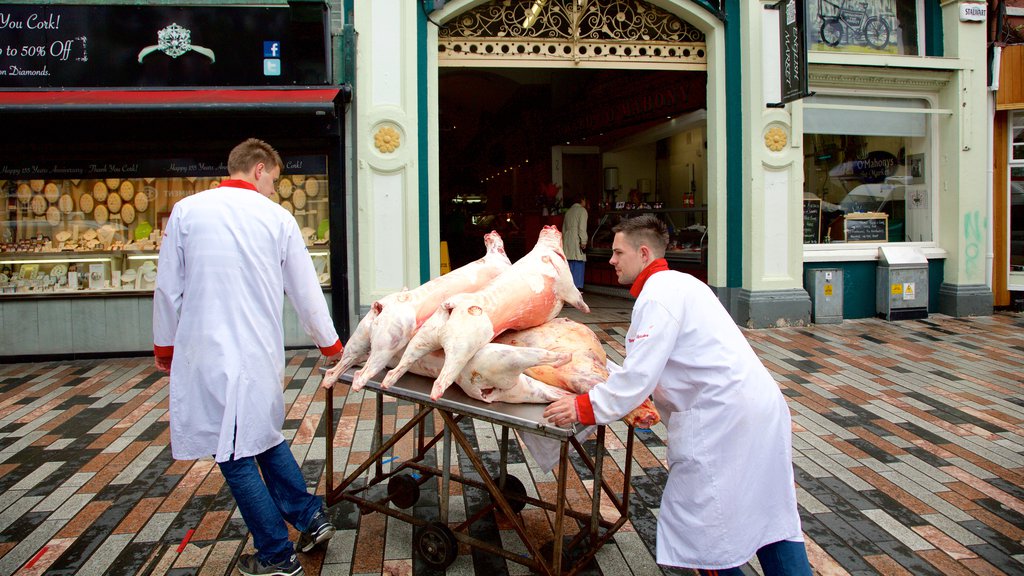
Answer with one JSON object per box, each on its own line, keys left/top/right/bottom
{"left": 218, "top": 440, "right": 323, "bottom": 564}
{"left": 568, "top": 259, "right": 585, "bottom": 289}
{"left": 696, "top": 539, "right": 812, "bottom": 576}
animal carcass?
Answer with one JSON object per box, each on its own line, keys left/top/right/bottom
{"left": 383, "top": 225, "right": 589, "bottom": 400}
{"left": 322, "top": 231, "right": 511, "bottom": 390}
{"left": 406, "top": 345, "right": 572, "bottom": 403}
{"left": 494, "top": 318, "right": 660, "bottom": 428}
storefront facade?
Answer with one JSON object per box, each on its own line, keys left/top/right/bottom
{"left": 0, "top": 1, "right": 351, "bottom": 357}
{"left": 355, "top": 0, "right": 991, "bottom": 328}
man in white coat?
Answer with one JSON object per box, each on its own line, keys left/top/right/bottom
{"left": 544, "top": 214, "right": 812, "bottom": 576}
{"left": 561, "top": 194, "right": 588, "bottom": 290}
{"left": 154, "top": 139, "right": 342, "bottom": 576}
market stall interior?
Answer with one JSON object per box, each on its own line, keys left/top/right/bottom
{"left": 439, "top": 68, "right": 710, "bottom": 285}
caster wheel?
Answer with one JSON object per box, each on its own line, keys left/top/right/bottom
{"left": 417, "top": 521, "right": 458, "bottom": 570}
{"left": 387, "top": 474, "right": 420, "bottom": 509}
{"left": 489, "top": 474, "right": 527, "bottom": 513}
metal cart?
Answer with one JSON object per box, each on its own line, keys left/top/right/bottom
{"left": 323, "top": 369, "right": 637, "bottom": 575}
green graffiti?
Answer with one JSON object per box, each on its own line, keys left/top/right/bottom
{"left": 963, "top": 210, "right": 986, "bottom": 276}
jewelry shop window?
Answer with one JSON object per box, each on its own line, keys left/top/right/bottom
{"left": 1011, "top": 111, "right": 1024, "bottom": 274}
{"left": 806, "top": 0, "right": 923, "bottom": 55}
{"left": 802, "top": 94, "right": 933, "bottom": 244}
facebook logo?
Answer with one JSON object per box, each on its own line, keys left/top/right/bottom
{"left": 263, "top": 41, "right": 281, "bottom": 57}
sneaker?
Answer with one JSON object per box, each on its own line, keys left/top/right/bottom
{"left": 237, "top": 552, "right": 303, "bottom": 576}
{"left": 297, "top": 509, "right": 335, "bottom": 553}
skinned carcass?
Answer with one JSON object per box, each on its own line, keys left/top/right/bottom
{"left": 383, "top": 226, "right": 589, "bottom": 400}
{"left": 494, "top": 317, "right": 660, "bottom": 428}
{"left": 322, "top": 230, "right": 511, "bottom": 391}
{"left": 406, "top": 344, "right": 572, "bottom": 403}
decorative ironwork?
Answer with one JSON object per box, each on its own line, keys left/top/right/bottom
{"left": 439, "top": 0, "right": 706, "bottom": 68}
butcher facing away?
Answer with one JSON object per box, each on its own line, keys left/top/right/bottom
{"left": 543, "top": 214, "right": 812, "bottom": 576}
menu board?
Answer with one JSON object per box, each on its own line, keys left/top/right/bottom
{"left": 844, "top": 213, "right": 888, "bottom": 243}
{"left": 803, "top": 199, "right": 821, "bottom": 243}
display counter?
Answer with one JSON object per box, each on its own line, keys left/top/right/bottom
{"left": 585, "top": 207, "right": 708, "bottom": 285}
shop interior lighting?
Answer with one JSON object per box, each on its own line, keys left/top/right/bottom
{"left": 0, "top": 258, "right": 110, "bottom": 265}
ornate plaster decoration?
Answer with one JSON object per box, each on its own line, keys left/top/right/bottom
{"left": 764, "top": 126, "right": 787, "bottom": 152}
{"left": 439, "top": 0, "right": 706, "bottom": 69}
{"left": 809, "top": 64, "right": 950, "bottom": 92}
{"left": 374, "top": 126, "right": 401, "bottom": 154}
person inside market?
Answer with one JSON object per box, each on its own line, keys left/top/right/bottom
{"left": 153, "top": 138, "right": 343, "bottom": 576}
{"left": 560, "top": 192, "right": 589, "bottom": 290}
{"left": 543, "top": 214, "right": 812, "bottom": 576}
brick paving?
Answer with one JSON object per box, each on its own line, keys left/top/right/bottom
{"left": 0, "top": 295, "right": 1021, "bottom": 575}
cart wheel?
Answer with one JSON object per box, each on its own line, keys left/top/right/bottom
{"left": 387, "top": 474, "right": 420, "bottom": 509}
{"left": 417, "top": 522, "right": 458, "bottom": 569}
{"left": 490, "top": 474, "right": 527, "bottom": 513}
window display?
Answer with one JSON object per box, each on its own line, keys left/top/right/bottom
{"left": 802, "top": 95, "right": 932, "bottom": 244}
{"left": 1011, "top": 111, "right": 1024, "bottom": 273}
{"left": 0, "top": 156, "right": 330, "bottom": 295}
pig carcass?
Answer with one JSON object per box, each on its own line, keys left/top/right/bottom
{"left": 383, "top": 226, "right": 590, "bottom": 400}
{"left": 494, "top": 318, "right": 660, "bottom": 429}
{"left": 406, "top": 344, "right": 572, "bottom": 403}
{"left": 322, "top": 230, "right": 511, "bottom": 391}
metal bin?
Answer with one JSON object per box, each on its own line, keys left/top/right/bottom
{"left": 876, "top": 246, "right": 928, "bottom": 320}
{"left": 804, "top": 268, "right": 843, "bottom": 324}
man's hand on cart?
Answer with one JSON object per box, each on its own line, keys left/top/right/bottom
{"left": 544, "top": 394, "right": 579, "bottom": 427}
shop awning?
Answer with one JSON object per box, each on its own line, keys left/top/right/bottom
{"left": 0, "top": 86, "right": 351, "bottom": 115}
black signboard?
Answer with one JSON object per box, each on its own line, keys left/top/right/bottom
{"left": 773, "top": 0, "right": 809, "bottom": 104}
{"left": 0, "top": 155, "right": 327, "bottom": 180}
{"left": 844, "top": 214, "right": 888, "bottom": 243}
{"left": 803, "top": 198, "right": 821, "bottom": 243}
{"left": 0, "top": 4, "right": 328, "bottom": 87}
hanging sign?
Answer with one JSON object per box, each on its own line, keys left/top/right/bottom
{"left": 772, "top": 0, "right": 809, "bottom": 105}
{"left": 0, "top": 4, "right": 329, "bottom": 87}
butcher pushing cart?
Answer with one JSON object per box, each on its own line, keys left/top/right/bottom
{"left": 323, "top": 369, "right": 638, "bottom": 575}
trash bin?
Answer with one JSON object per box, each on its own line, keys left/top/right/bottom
{"left": 876, "top": 246, "right": 928, "bottom": 320}
{"left": 804, "top": 268, "right": 843, "bottom": 324}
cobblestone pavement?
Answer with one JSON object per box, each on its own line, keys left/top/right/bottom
{"left": 0, "top": 295, "right": 1021, "bottom": 576}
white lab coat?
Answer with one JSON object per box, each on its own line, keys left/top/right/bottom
{"left": 586, "top": 270, "right": 803, "bottom": 569}
{"left": 153, "top": 184, "right": 339, "bottom": 463}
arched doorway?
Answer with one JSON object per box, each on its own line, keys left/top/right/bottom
{"left": 428, "top": 0, "right": 727, "bottom": 287}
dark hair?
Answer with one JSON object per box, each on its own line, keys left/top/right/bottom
{"left": 612, "top": 214, "right": 668, "bottom": 255}
{"left": 227, "top": 138, "right": 283, "bottom": 175}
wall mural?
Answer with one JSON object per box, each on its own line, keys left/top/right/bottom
{"left": 806, "top": 0, "right": 919, "bottom": 55}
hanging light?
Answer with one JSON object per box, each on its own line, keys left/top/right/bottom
{"left": 523, "top": 0, "right": 548, "bottom": 29}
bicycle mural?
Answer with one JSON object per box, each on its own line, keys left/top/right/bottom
{"left": 807, "top": 0, "right": 909, "bottom": 53}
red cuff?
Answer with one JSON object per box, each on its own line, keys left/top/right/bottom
{"left": 575, "top": 394, "right": 596, "bottom": 426}
{"left": 319, "top": 339, "right": 343, "bottom": 356}
{"left": 154, "top": 345, "right": 174, "bottom": 359}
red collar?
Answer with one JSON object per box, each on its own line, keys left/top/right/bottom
{"left": 218, "top": 179, "right": 258, "bottom": 192}
{"left": 630, "top": 258, "right": 670, "bottom": 298}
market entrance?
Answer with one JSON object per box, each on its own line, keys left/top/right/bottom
{"left": 437, "top": 0, "right": 712, "bottom": 290}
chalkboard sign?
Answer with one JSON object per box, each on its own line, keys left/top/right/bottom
{"left": 803, "top": 199, "right": 821, "bottom": 243}
{"left": 844, "top": 213, "right": 888, "bottom": 243}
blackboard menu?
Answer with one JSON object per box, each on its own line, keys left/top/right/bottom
{"left": 803, "top": 199, "right": 821, "bottom": 243}
{"left": 844, "top": 213, "right": 888, "bottom": 242}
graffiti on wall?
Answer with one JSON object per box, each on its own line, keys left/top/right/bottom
{"left": 963, "top": 210, "right": 986, "bottom": 278}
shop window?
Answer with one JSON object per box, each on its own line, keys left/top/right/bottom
{"left": 0, "top": 158, "right": 330, "bottom": 294}
{"left": 1011, "top": 111, "right": 1024, "bottom": 272}
{"left": 802, "top": 95, "right": 932, "bottom": 244}
{"left": 806, "top": 0, "right": 922, "bottom": 55}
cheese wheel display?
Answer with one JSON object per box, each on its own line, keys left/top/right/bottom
{"left": 281, "top": 200, "right": 294, "bottom": 214}
{"left": 16, "top": 183, "right": 31, "bottom": 204}
{"left": 270, "top": 190, "right": 280, "bottom": 204}
{"left": 134, "top": 192, "right": 149, "bottom": 212}
{"left": 29, "top": 179, "right": 45, "bottom": 192}
{"left": 120, "top": 203, "right": 135, "bottom": 224}
{"left": 292, "top": 175, "right": 306, "bottom": 185}
{"left": 31, "top": 194, "right": 47, "bottom": 215}
{"left": 293, "top": 187, "right": 307, "bottom": 210}
{"left": 46, "top": 205, "right": 61, "bottom": 226}
{"left": 94, "top": 204, "right": 108, "bottom": 224}
{"left": 44, "top": 182, "right": 60, "bottom": 203}
{"left": 104, "top": 178, "right": 120, "bottom": 189}
{"left": 107, "top": 192, "right": 122, "bottom": 214}
{"left": 58, "top": 194, "right": 74, "bottom": 214}
{"left": 119, "top": 180, "right": 134, "bottom": 201}
{"left": 79, "top": 193, "right": 95, "bottom": 213}
{"left": 93, "top": 182, "right": 109, "bottom": 202}
{"left": 304, "top": 178, "right": 320, "bottom": 197}
{"left": 278, "top": 178, "right": 293, "bottom": 199}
